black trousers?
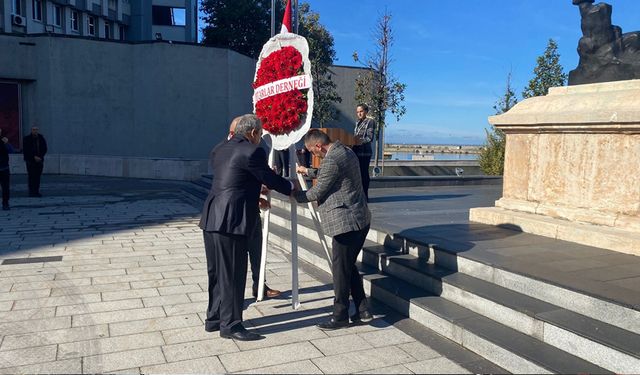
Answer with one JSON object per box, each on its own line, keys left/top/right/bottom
{"left": 26, "top": 161, "right": 43, "bottom": 195}
{"left": 0, "top": 169, "right": 9, "bottom": 206}
{"left": 203, "top": 231, "right": 248, "bottom": 334}
{"left": 247, "top": 214, "right": 262, "bottom": 290}
{"left": 331, "top": 225, "right": 370, "bottom": 321}
{"left": 352, "top": 147, "right": 372, "bottom": 201}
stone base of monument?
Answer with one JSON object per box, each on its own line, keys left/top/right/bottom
{"left": 470, "top": 79, "right": 640, "bottom": 256}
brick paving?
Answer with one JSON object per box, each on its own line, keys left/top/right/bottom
{"left": 0, "top": 175, "right": 473, "bottom": 374}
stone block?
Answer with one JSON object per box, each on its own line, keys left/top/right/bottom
{"left": 403, "top": 357, "right": 471, "bottom": 374}
{"left": 82, "top": 347, "right": 166, "bottom": 373}
{"left": 56, "top": 299, "right": 144, "bottom": 316}
{"left": 141, "top": 357, "right": 226, "bottom": 374}
{"left": 311, "top": 346, "right": 414, "bottom": 374}
{"left": 109, "top": 314, "right": 202, "bottom": 336}
{"left": 0, "top": 345, "right": 57, "bottom": 368}
{"left": 237, "top": 360, "right": 323, "bottom": 374}
{"left": 1, "top": 324, "right": 109, "bottom": 351}
{"left": 162, "top": 338, "right": 238, "bottom": 362}
{"left": 0, "top": 359, "right": 81, "bottom": 374}
{"left": 219, "top": 342, "right": 323, "bottom": 373}
{"left": 72, "top": 307, "right": 166, "bottom": 327}
{"left": 57, "top": 332, "right": 165, "bottom": 359}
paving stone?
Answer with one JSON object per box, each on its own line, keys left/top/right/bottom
{"left": 72, "top": 306, "right": 166, "bottom": 327}
{"left": 0, "top": 324, "right": 109, "bottom": 351}
{"left": 0, "top": 273, "right": 55, "bottom": 285}
{"left": 311, "top": 346, "right": 415, "bottom": 374}
{"left": 237, "top": 359, "right": 323, "bottom": 374}
{"left": 233, "top": 325, "right": 327, "bottom": 352}
{"left": 358, "top": 328, "right": 415, "bottom": 348}
{"left": 187, "top": 291, "right": 207, "bottom": 302}
{"left": 162, "top": 337, "right": 239, "bottom": 362}
{"left": 0, "top": 316, "right": 70, "bottom": 335}
{"left": 50, "top": 282, "right": 131, "bottom": 296}
{"left": 161, "top": 269, "right": 203, "bottom": 279}
{"left": 130, "top": 278, "right": 184, "bottom": 289}
{"left": 0, "top": 289, "right": 51, "bottom": 301}
{"left": 143, "top": 293, "right": 191, "bottom": 308}
{"left": 219, "top": 342, "right": 323, "bottom": 373}
{"left": 92, "top": 273, "right": 162, "bottom": 285}
{"left": 161, "top": 326, "right": 212, "bottom": 345}
{"left": 0, "top": 266, "right": 72, "bottom": 277}
{"left": 105, "top": 367, "right": 142, "bottom": 374}
{"left": 0, "top": 345, "right": 57, "bottom": 368}
{"left": 180, "top": 275, "right": 208, "bottom": 285}
{"left": 355, "top": 364, "right": 414, "bottom": 374}
{"left": 0, "top": 359, "right": 81, "bottom": 374}
{"left": 56, "top": 299, "right": 144, "bottom": 316}
{"left": 0, "top": 301, "right": 12, "bottom": 312}
{"left": 72, "top": 262, "right": 139, "bottom": 272}
{"left": 311, "top": 334, "right": 374, "bottom": 357}
{"left": 83, "top": 347, "right": 167, "bottom": 373}
{"left": 403, "top": 356, "right": 472, "bottom": 374}
{"left": 54, "top": 269, "right": 127, "bottom": 280}
{"left": 127, "top": 264, "right": 193, "bottom": 275}
{"left": 141, "top": 357, "right": 226, "bottom": 374}
{"left": 102, "top": 288, "right": 159, "bottom": 301}
{"left": 13, "top": 293, "right": 102, "bottom": 310}
{"left": 10, "top": 277, "right": 92, "bottom": 291}
{"left": 109, "top": 314, "right": 202, "bottom": 336}
{"left": 0, "top": 307, "right": 55, "bottom": 322}
{"left": 58, "top": 332, "right": 165, "bottom": 359}
{"left": 398, "top": 341, "right": 442, "bottom": 362}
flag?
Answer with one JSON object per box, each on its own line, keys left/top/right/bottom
{"left": 281, "top": 0, "right": 292, "bottom": 34}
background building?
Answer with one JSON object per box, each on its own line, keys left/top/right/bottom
{"left": 0, "top": 32, "right": 362, "bottom": 180}
{"left": 1, "top": 0, "right": 197, "bottom": 42}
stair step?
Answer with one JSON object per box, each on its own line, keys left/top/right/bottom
{"left": 268, "top": 195, "right": 640, "bottom": 337}
{"left": 361, "top": 244, "right": 640, "bottom": 373}
{"left": 267, "top": 222, "right": 611, "bottom": 374}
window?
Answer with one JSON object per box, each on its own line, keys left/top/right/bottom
{"left": 13, "top": 0, "right": 22, "bottom": 15}
{"left": 88, "top": 16, "right": 95, "bottom": 35}
{"left": 119, "top": 25, "right": 125, "bottom": 40}
{"left": 104, "top": 22, "right": 110, "bottom": 39}
{"left": 70, "top": 10, "right": 78, "bottom": 31}
{"left": 54, "top": 5, "right": 62, "bottom": 27}
{"left": 152, "top": 6, "right": 186, "bottom": 26}
{"left": 108, "top": 0, "right": 117, "bottom": 10}
{"left": 32, "top": 0, "right": 43, "bottom": 21}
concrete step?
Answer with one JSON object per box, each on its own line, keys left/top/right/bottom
{"left": 266, "top": 222, "right": 611, "bottom": 374}
{"left": 360, "top": 245, "right": 640, "bottom": 373}
{"left": 268, "top": 195, "right": 640, "bottom": 336}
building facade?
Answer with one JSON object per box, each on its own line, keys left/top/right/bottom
{"left": 1, "top": 0, "right": 197, "bottom": 42}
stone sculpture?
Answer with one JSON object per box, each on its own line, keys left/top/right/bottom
{"left": 568, "top": 0, "right": 640, "bottom": 85}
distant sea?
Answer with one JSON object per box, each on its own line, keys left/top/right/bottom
{"left": 388, "top": 152, "right": 478, "bottom": 161}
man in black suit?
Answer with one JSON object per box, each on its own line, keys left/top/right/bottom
{"left": 22, "top": 126, "right": 47, "bottom": 197}
{"left": 199, "top": 114, "right": 293, "bottom": 341}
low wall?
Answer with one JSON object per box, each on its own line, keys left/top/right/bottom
{"left": 375, "top": 160, "right": 482, "bottom": 177}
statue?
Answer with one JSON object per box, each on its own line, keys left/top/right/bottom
{"left": 569, "top": 0, "right": 640, "bottom": 85}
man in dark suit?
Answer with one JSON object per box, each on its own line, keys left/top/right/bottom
{"left": 294, "top": 129, "right": 373, "bottom": 330}
{"left": 199, "top": 114, "right": 293, "bottom": 341}
{"left": 22, "top": 126, "right": 47, "bottom": 197}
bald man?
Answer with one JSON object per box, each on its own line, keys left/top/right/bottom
{"left": 227, "top": 117, "right": 281, "bottom": 300}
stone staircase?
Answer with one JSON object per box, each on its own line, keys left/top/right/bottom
{"left": 190, "top": 176, "right": 640, "bottom": 374}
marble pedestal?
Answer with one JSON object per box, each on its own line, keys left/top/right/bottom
{"left": 470, "top": 80, "right": 640, "bottom": 255}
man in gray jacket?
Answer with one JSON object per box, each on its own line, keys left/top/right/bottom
{"left": 294, "top": 129, "right": 373, "bottom": 330}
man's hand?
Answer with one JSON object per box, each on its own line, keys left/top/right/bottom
{"left": 260, "top": 185, "right": 270, "bottom": 195}
{"left": 34, "top": 156, "right": 42, "bottom": 162}
{"left": 1, "top": 137, "right": 8, "bottom": 144}
{"left": 258, "top": 197, "right": 271, "bottom": 210}
{"left": 296, "top": 166, "right": 308, "bottom": 175}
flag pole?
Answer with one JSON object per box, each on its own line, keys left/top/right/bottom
{"left": 270, "top": 0, "right": 276, "bottom": 37}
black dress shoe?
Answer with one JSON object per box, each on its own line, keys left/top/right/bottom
{"left": 317, "top": 317, "right": 349, "bottom": 330}
{"left": 350, "top": 310, "right": 373, "bottom": 324}
{"left": 220, "top": 328, "right": 264, "bottom": 341}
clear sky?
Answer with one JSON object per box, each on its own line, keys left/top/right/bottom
{"left": 199, "top": 1, "right": 640, "bottom": 145}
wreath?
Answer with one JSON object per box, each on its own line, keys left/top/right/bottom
{"left": 253, "top": 46, "right": 309, "bottom": 135}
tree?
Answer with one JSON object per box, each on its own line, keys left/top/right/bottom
{"left": 200, "top": 0, "right": 283, "bottom": 58}
{"left": 479, "top": 72, "right": 518, "bottom": 176}
{"left": 298, "top": 3, "right": 341, "bottom": 127}
{"left": 353, "top": 10, "right": 406, "bottom": 170}
{"left": 522, "top": 39, "right": 567, "bottom": 98}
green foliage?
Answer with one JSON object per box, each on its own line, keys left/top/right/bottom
{"left": 200, "top": 0, "right": 283, "bottom": 59}
{"left": 522, "top": 39, "right": 567, "bottom": 98}
{"left": 353, "top": 11, "right": 406, "bottom": 167}
{"left": 479, "top": 72, "right": 517, "bottom": 176}
{"left": 298, "top": 3, "right": 342, "bottom": 127}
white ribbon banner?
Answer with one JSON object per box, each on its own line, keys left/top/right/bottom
{"left": 252, "top": 74, "right": 312, "bottom": 103}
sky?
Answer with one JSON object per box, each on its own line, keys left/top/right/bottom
{"left": 199, "top": 1, "right": 640, "bottom": 145}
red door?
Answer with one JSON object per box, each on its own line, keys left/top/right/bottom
{"left": 0, "top": 82, "right": 21, "bottom": 151}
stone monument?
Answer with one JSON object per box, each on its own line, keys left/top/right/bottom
{"left": 569, "top": 0, "right": 640, "bottom": 85}
{"left": 470, "top": 80, "right": 640, "bottom": 255}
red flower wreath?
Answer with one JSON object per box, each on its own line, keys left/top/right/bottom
{"left": 253, "top": 46, "right": 309, "bottom": 135}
